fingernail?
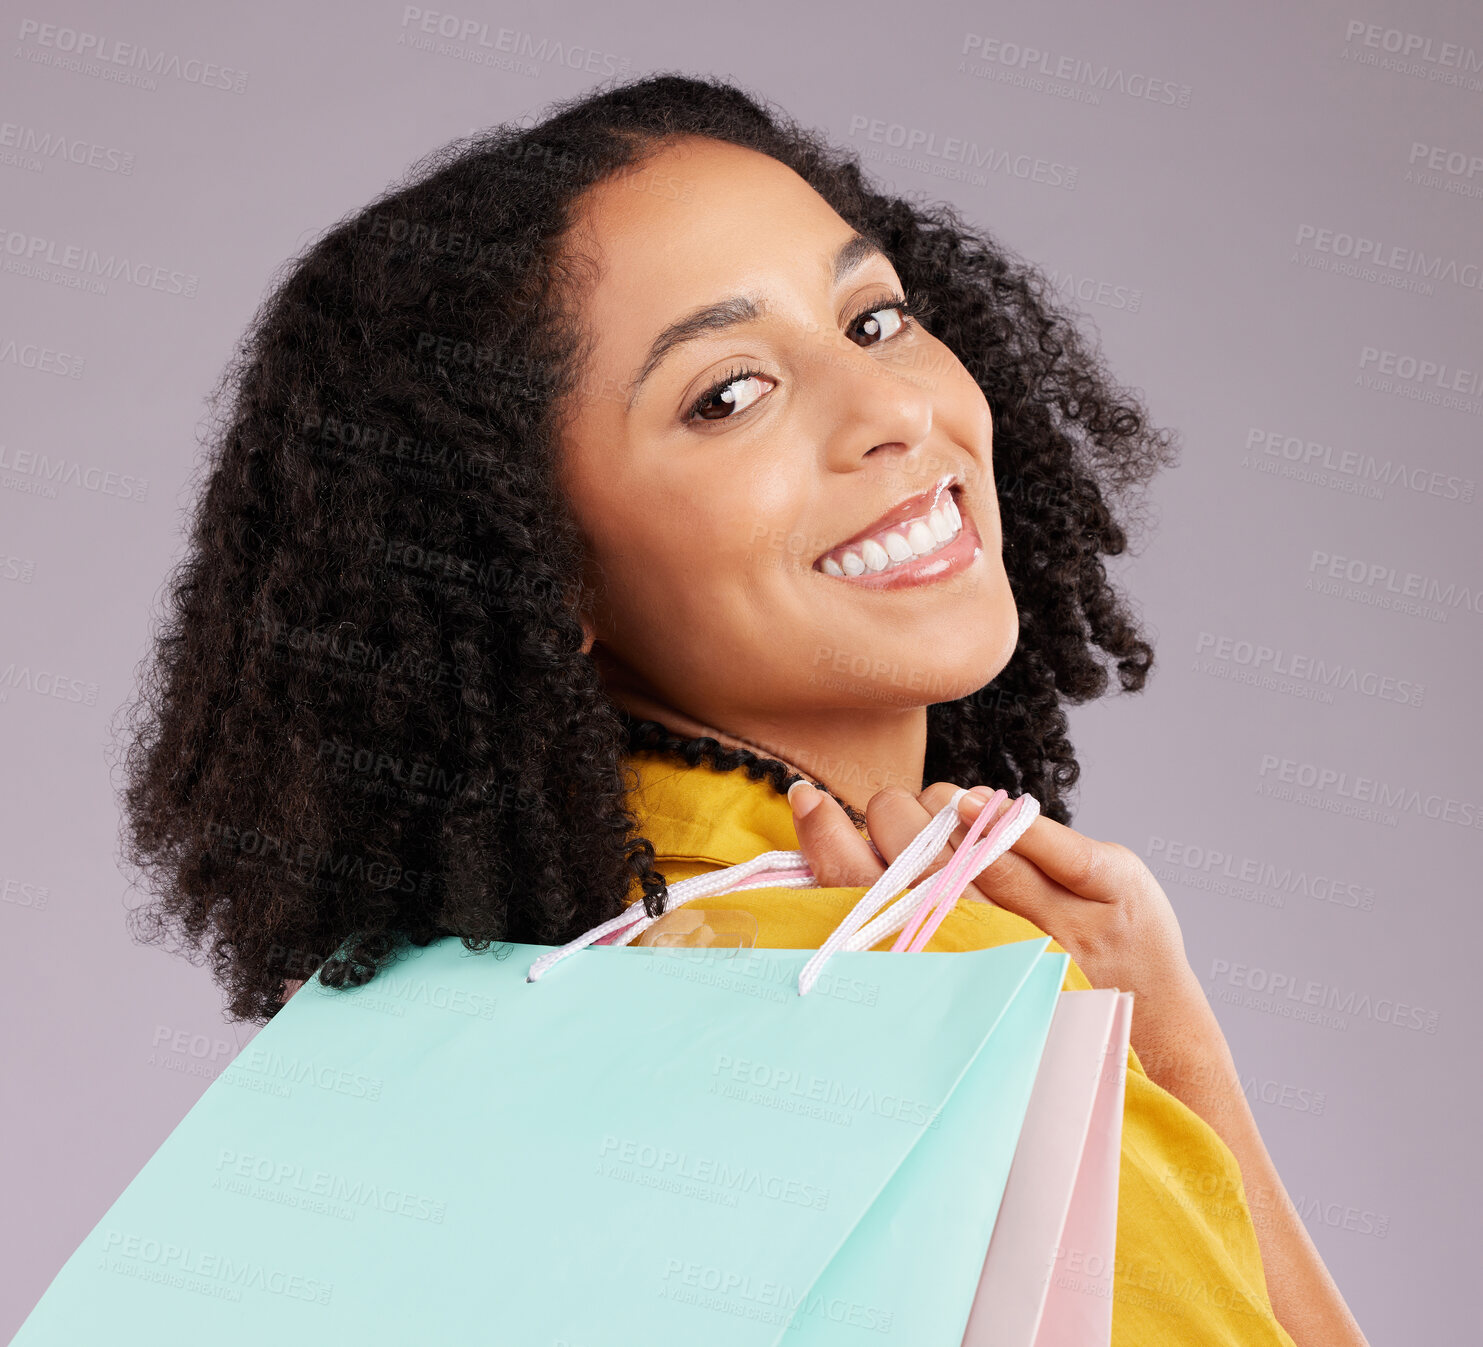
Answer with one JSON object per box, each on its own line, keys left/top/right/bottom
{"left": 787, "top": 780, "right": 822, "bottom": 818}
{"left": 966, "top": 786, "right": 994, "bottom": 805}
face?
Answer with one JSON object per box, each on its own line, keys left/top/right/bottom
{"left": 555, "top": 136, "right": 1018, "bottom": 737}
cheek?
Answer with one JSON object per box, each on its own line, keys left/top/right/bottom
{"left": 587, "top": 502, "right": 739, "bottom": 640}
{"left": 651, "top": 456, "right": 803, "bottom": 579}
{"left": 564, "top": 424, "right": 812, "bottom": 664}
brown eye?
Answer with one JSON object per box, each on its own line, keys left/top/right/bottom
{"left": 848, "top": 302, "right": 908, "bottom": 347}
{"left": 688, "top": 370, "right": 774, "bottom": 423}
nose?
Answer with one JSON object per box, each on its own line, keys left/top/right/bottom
{"left": 807, "top": 338, "right": 936, "bottom": 474}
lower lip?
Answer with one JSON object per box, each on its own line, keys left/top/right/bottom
{"left": 814, "top": 494, "right": 983, "bottom": 591}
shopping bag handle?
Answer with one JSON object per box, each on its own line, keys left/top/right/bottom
{"left": 525, "top": 846, "right": 826, "bottom": 984}
{"left": 794, "top": 789, "right": 1037, "bottom": 994}
{"left": 807, "top": 790, "right": 1038, "bottom": 959}
{"left": 890, "top": 789, "right": 1007, "bottom": 952}
{"left": 526, "top": 787, "right": 1039, "bottom": 993}
{"left": 892, "top": 791, "right": 1035, "bottom": 953}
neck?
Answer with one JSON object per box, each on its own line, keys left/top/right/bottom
{"left": 592, "top": 644, "right": 925, "bottom": 816}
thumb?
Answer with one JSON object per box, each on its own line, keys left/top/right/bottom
{"left": 787, "top": 781, "right": 883, "bottom": 889}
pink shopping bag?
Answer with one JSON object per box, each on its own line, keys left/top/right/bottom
{"left": 961, "top": 989, "right": 1133, "bottom": 1347}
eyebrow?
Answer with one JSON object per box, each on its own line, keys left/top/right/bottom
{"left": 624, "top": 231, "right": 890, "bottom": 412}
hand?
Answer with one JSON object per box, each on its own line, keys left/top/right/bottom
{"left": 788, "top": 779, "right": 1211, "bottom": 1061}
{"left": 791, "top": 780, "right": 1373, "bottom": 1346}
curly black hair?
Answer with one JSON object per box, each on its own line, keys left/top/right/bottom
{"left": 114, "top": 70, "right": 1178, "bottom": 1023}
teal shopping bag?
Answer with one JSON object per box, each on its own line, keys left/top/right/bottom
{"left": 12, "top": 934, "right": 1066, "bottom": 1347}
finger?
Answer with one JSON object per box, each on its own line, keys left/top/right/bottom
{"left": 787, "top": 781, "right": 884, "bottom": 889}
{"left": 867, "top": 783, "right": 1009, "bottom": 900}
{"left": 957, "top": 789, "right": 1129, "bottom": 904}
{"left": 945, "top": 789, "right": 1112, "bottom": 938}
{"left": 924, "top": 781, "right": 1014, "bottom": 853}
{"left": 910, "top": 782, "right": 1018, "bottom": 903}
{"left": 863, "top": 785, "right": 944, "bottom": 877}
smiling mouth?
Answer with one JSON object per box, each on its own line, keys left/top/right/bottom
{"left": 814, "top": 475, "right": 965, "bottom": 580}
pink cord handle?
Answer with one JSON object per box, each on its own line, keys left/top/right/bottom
{"left": 906, "top": 795, "right": 1030, "bottom": 952}
{"left": 890, "top": 789, "right": 1004, "bottom": 952}
{"left": 892, "top": 790, "right": 1033, "bottom": 953}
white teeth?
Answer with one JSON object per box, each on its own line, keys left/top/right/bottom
{"left": 906, "top": 520, "right": 937, "bottom": 554}
{"left": 817, "top": 491, "right": 966, "bottom": 579}
{"left": 882, "top": 531, "right": 914, "bottom": 563}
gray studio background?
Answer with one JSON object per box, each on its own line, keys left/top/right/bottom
{"left": 3, "top": 1, "right": 1480, "bottom": 1341}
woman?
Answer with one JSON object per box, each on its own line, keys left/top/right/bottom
{"left": 120, "top": 72, "right": 1367, "bottom": 1344}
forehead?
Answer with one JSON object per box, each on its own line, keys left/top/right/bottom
{"left": 568, "top": 137, "right": 857, "bottom": 328}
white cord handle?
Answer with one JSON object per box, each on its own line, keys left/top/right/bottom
{"left": 526, "top": 787, "right": 1039, "bottom": 994}
{"left": 792, "top": 790, "right": 969, "bottom": 994}
{"left": 838, "top": 793, "right": 1040, "bottom": 954}
{"left": 525, "top": 848, "right": 814, "bottom": 982}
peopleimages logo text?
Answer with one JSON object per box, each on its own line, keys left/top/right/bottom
{"left": 1208, "top": 961, "right": 1439, "bottom": 1034}
{"left": 1257, "top": 754, "right": 1483, "bottom": 828}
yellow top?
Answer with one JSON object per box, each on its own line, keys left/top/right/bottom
{"left": 620, "top": 749, "right": 1297, "bottom": 1347}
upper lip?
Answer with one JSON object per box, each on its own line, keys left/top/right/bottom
{"left": 815, "top": 474, "right": 960, "bottom": 562}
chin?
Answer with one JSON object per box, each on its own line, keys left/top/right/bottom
{"left": 809, "top": 652, "right": 1006, "bottom": 712}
